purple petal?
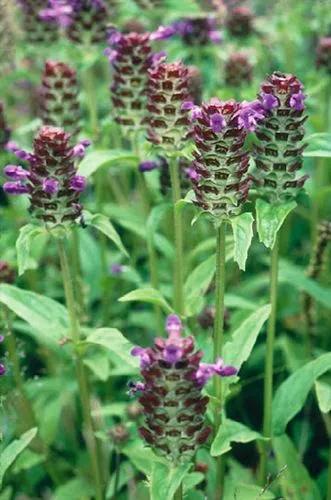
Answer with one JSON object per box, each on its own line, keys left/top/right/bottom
{"left": 4, "top": 165, "right": 30, "bottom": 180}
{"left": 69, "top": 175, "right": 87, "bottom": 192}
{"left": 163, "top": 344, "right": 183, "bottom": 364}
{"left": 165, "top": 314, "right": 182, "bottom": 337}
{"left": 261, "top": 92, "right": 278, "bottom": 111}
{"left": 0, "top": 363, "right": 6, "bottom": 376}
{"left": 43, "top": 178, "right": 59, "bottom": 195}
{"left": 150, "top": 25, "right": 176, "bottom": 41}
{"left": 210, "top": 113, "right": 226, "bottom": 133}
{"left": 3, "top": 181, "right": 29, "bottom": 195}
{"left": 139, "top": 160, "right": 158, "bottom": 172}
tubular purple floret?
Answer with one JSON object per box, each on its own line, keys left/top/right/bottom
{"left": 130, "top": 314, "right": 237, "bottom": 462}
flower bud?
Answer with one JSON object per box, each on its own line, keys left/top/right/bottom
{"left": 147, "top": 62, "right": 191, "bottom": 153}
{"left": 316, "top": 37, "right": 331, "bottom": 74}
{"left": 254, "top": 72, "right": 308, "bottom": 202}
{"left": 127, "top": 401, "right": 143, "bottom": 420}
{"left": 40, "top": 61, "right": 81, "bottom": 139}
{"left": 224, "top": 52, "right": 253, "bottom": 87}
{"left": 188, "top": 98, "right": 264, "bottom": 219}
{"left": 0, "top": 102, "right": 10, "bottom": 150}
{"left": 109, "top": 424, "right": 130, "bottom": 445}
{"left": 172, "top": 16, "right": 222, "bottom": 46}
{"left": 130, "top": 315, "right": 237, "bottom": 463}
{"left": 0, "top": 261, "right": 16, "bottom": 284}
{"left": 3, "top": 126, "right": 89, "bottom": 227}
{"left": 17, "top": 0, "right": 59, "bottom": 43}
{"left": 225, "top": 6, "right": 253, "bottom": 37}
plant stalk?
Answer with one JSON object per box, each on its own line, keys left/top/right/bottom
{"left": 260, "top": 233, "right": 279, "bottom": 483}
{"left": 57, "top": 237, "right": 104, "bottom": 500}
{"left": 174, "top": 483, "right": 183, "bottom": 500}
{"left": 169, "top": 157, "right": 184, "bottom": 316}
{"left": 213, "top": 222, "right": 227, "bottom": 499}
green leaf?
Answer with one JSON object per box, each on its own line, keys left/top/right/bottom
{"left": 16, "top": 224, "right": 46, "bottom": 276}
{"left": 84, "top": 350, "right": 110, "bottom": 381}
{"left": 211, "top": 419, "right": 265, "bottom": 456}
{"left": 315, "top": 381, "right": 331, "bottom": 414}
{"left": 53, "top": 478, "right": 93, "bottom": 500}
{"left": 86, "top": 328, "right": 139, "bottom": 369}
{"left": 230, "top": 212, "right": 254, "bottom": 270}
{"left": 304, "top": 133, "right": 331, "bottom": 158}
{"left": 77, "top": 150, "right": 138, "bottom": 178}
{"left": 274, "top": 434, "right": 322, "bottom": 500}
{"left": 0, "top": 285, "right": 68, "bottom": 345}
{"left": 256, "top": 198, "right": 296, "bottom": 249}
{"left": 0, "top": 428, "right": 37, "bottom": 487}
{"left": 184, "top": 254, "right": 215, "bottom": 316}
{"left": 12, "top": 449, "right": 45, "bottom": 474}
{"left": 223, "top": 304, "right": 271, "bottom": 370}
{"left": 147, "top": 203, "right": 172, "bottom": 238}
{"left": 83, "top": 211, "right": 129, "bottom": 258}
{"left": 149, "top": 462, "right": 191, "bottom": 500}
{"left": 224, "top": 482, "right": 275, "bottom": 499}
{"left": 272, "top": 353, "right": 331, "bottom": 435}
{"left": 119, "top": 288, "right": 173, "bottom": 314}
{"left": 122, "top": 442, "right": 160, "bottom": 476}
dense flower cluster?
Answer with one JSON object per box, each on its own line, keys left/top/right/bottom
{"left": 225, "top": 52, "right": 253, "bottom": 87}
{"left": 40, "top": 61, "right": 81, "bottom": 139}
{"left": 172, "top": 16, "right": 222, "bottom": 46}
{"left": 130, "top": 315, "right": 237, "bottom": 462}
{"left": 316, "top": 37, "right": 331, "bottom": 74}
{"left": 18, "top": 0, "right": 59, "bottom": 43}
{"left": 4, "top": 126, "right": 89, "bottom": 226}
{"left": 147, "top": 62, "right": 191, "bottom": 152}
{"left": 187, "top": 98, "right": 265, "bottom": 218}
{"left": 254, "top": 72, "right": 308, "bottom": 202}
{"left": 0, "top": 102, "right": 10, "bottom": 150}
{"left": 105, "top": 29, "right": 161, "bottom": 132}
{"left": 225, "top": 6, "right": 253, "bottom": 37}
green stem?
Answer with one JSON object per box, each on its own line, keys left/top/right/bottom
{"left": 83, "top": 64, "right": 99, "bottom": 140}
{"left": 169, "top": 157, "right": 184, "bottom": 316}
{"left": 213, "top": 222, "right": 226, "bottom": 499}
{"left": 57, "top": 237, "right": 104, "bottom": 500}
{"left": 260, "top": 234, "right": 279, "bottom": 484}
{"left": 112, "top": 449, "right": 121, "bottom": 500}
{"left": 173, "top": 483, "right": 183, "bottom": 500}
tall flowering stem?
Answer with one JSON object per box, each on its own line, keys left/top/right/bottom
{"left": 188, "top": 97, "right": 264, "bottom": 496}
{"left": 147, "top": 62, "right": 191, "bottom": 316}
{"left": 130, "top": 315, "right": 237, "bottom": 463}
{"left": 254, "top": 72, "right": 307, "bottom": 483}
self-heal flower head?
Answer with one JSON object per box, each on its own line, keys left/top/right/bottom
{"left": 254, "top": 72, "right": 308, "bottom": 202}
{"left": 40, "top": 60, "right": 81, "bottom": 139}
{"left": 106, "top": 28, "right": 165, "bottom": 134}
{"left": 59, "top": 0, "right": 110, "bottom": 44}
{"left": 3, "top": 126, "right": 89, "bottom": 226}
{"left": 225, "top": 6, "right": 253, "bottom": 37}
{"left": 225, "top": 52, "right": 253, "bottom": 87}
{"left": 188, "top": 98, "right": 264, "bottom": 219}
{"left": 17, "top": 0, "right": 59, "bottom": 43}
{"left": 172, "top": 16, "right": 222, "bottom": 46}
{"left": 0, "top": 102, "right": 10, "bottom": 150}
{"left": 131, "top": 314, "right": 237, "bottom": 463}
{"left": 147, "top": 62, "right": 192, "bottom": 153}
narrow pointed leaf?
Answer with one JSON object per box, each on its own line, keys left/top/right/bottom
{"left": 230, "top": 212, "right": 254, "bottom": 270}
{"left": 256, "top": 198, "right": 296, "bottom": 249}
{"left": 0, "top": 428, "right": 38, "bottom": 487}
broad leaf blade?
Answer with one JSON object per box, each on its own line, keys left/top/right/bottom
{"left": 0, "top": 428, "right": 37, "bottom": 487}
{"left": 272, "top": 353, "right": 331, "bottom": 435}
{"left": 83, "top": 211, "right": 129, "bottom": 257}
{"left": 86, "top": 328, "right": 139, "bottom": 369}
{"left": 211, "top": 419, "right": 264, "bottom": 456}
{"left": 230, "top": 212, "right": 254, "bottom": 271}
{"left": 256, "top": 199, "right": 296, "bottom": 249}
{"left": 149, "top": 462, "right": 191, "bottom": 500}
{"left": 119, "top": 288, "right": 173, "bottom": 314}
{"left": 315, "top": 381, "right": 331, "bottom": 414}
{"left": 78, "top": 150, "right": 138, "bottom": 178}
{"left": 16, "top": 224, "right": 46, "bottom": 276}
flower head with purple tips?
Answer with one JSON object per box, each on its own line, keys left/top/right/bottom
{"left": 130, "top": 314, "right": 237, "bottom": 463}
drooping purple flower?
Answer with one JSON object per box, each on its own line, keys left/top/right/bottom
{"left": 289, "top": 92, "right": 305, "bottom": 111}
{"left": 130, "top": 315, "right": 237, "bottom": 463}
{"left": 139, "top": 160, "right": 158, "bottom": 173}
{"left": 3, "top": 181, "right": 30, "bottom": 195}
{"left": 43, "top": 178, "right": 60, "bottom": 194}
{"left": 4, "top": 165, "right": 30, "bottom": 180}
{"left": 110, "top": 263, "right": 124, "bottom": 275}
{"left": 0, "top": 363, "right": 6, "bottom": 376}
{"left": 69, "top": 175, "right": 87, "bottom": 192}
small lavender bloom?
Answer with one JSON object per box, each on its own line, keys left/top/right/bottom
{"left": 128, "top": 380, "right": 146, "bottom": 396}
{"left": 150, "top": 25, "right": 176, "bottom": 41}
{"left": 0, "top": 363, "right": 6, "bottom": 376}
{"left": 110, "top": 263, "right": 124, "bottom": 275}
{"left": 185, "top": 167, "right": 201, "bottom": 182}
{"left": 139, "top": 160, "right": 158, "bottom": 172}
{"left": 210, "top": 112, "right": 226, "bottom": 133}
{"left": 43, "top": 178, "right": 59, "bottom": 194}
{"left": 260, "top": 92, "right": 278, "bottom": 111}
{"left": 163, "top": 344, "right": 183, "bottom": 364}
{"left": 131, "top": 346, "right": 152, "bottom": 368}
{"left": 72, "top": 140, "right": 91, "bottom": 158}
{"left": 40, "top": 0, "right": 73, "bottom": 27}
{"left": 6, "top": 141, "right": 34, "bottom": 162}
{"left": 238, "top": 101, "right": 265, "bottom": 132}
{"left": 69, "top": 175, "right": 87, "bottom": 192}
{"left": 0, "top": 335, "right": 4, "bottom": 343}
{"left": 4, "top": 165, "right": 30, "bottom": 180}
{"left": 196, "top": 358, "right": 237, "bottom": 386}
{"left": 289, "top": 92, "right": 305, "bottom": 111}
{"left": 3, "top": 181, "right": 29, "bottom": 195}
{"left": 166, "top": 314, "right": 183, "bottom": 336}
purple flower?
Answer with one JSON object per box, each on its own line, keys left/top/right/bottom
{"left": 128, "top": 380, "right": 146, "bottom": 396}
{"left": 139, "top": 160, "right": 158, "bottom": 172}
{"left": 43, "top": 178, "right": 59, "bottom": 195}
{"left": 72, "top": 139, "right": 90, "bottom": 158}
{"left": 238, "top": 101, "right": 265, "bottom": 131}
{"left": 69, "top": 175, "right": 87, "bottom": 192}
{"left": 185, "top": 167, "right": 201, "bottom": 182}
{"left": 165, "top": 314, "right": 183, "bottom": 337}
{"left": 150, "top": 25, "right": 176, "bottom": 41}
{"left": 0, "top": 335, "right": 4, "bottom": 343}
{"left": 195, "top": 358, "right": 237, "bottom": 386}
{"left": 260, "top": 92, "right": 279, "bottom": 111}
{"left": 210, "top": 112, "right": 226, "bottom": 133}
{"left": 0, "top": 363, "right": 6, "bottom": 376}
{"left": 39, "top": 1, "right": 73, "bottom": 28}
{"left": 289, "top": 92, "right": 305, "bottom": 111}
{"left": 163, "top": 344, "right": 183, "bottom": 364}
{"left": 4, "top": 165, "right": 30, "bottom": 180}
{"left": 110, "top": 263, "right": 124, "bottom": 275}
{"left": 5, "top": 141, "right": 34, "bottom": 162}
{"left": 131, "top": 347, "right": 152, "bottom": 368}
{"left": 3, "top": 181, "right": 29, "bottom": 195}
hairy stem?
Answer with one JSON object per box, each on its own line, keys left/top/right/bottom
{"left": 57, "top": 237, "right": 104, "bottom": 500}
{"left": 260, "top": 233, "right": 279, "bottom": 483}
{"left": 213, "top": 222, "right": 227, "bottom": 499}
{"left": 169, "top": 157, "right": 184, "bottom": 316}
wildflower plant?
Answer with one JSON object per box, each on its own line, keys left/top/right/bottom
{"left": 17, "top": 0, "right": 59, "bottom": 43}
